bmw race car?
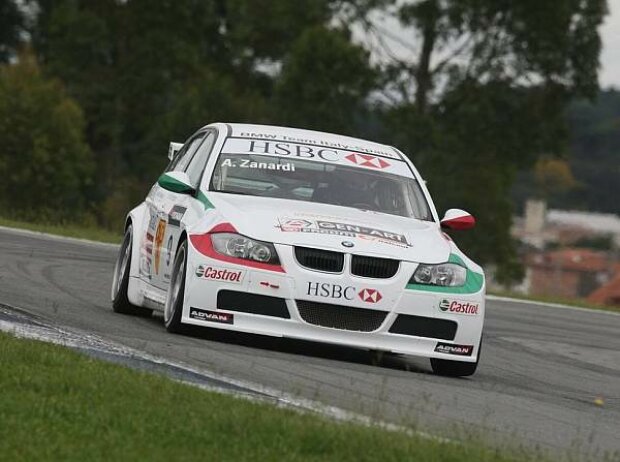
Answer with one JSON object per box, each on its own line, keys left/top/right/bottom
{"left": 111, "top": 123, "right": 485, "bottom": 377}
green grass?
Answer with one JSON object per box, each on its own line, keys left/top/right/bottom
{"left": 0, "top": 216, "right": 121, "bottom": 244}
{"left": 0, "top": 332, "right": 528, "bottom": 462}
{"left": 489, "top": 290, "right": 620, "bottom": 313}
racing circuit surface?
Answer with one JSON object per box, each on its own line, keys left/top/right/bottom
{"left": 1, "top": 227, "right": 619, "bottom": 459}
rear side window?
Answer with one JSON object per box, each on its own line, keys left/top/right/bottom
{"left": 185, "top": 132, "right": 216, "bottom": 187}
{"left": 166, "top": 133, "right": 205, "bottom": 173}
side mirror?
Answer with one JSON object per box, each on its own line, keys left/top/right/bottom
{"left": 158, "top": 171, "right": 195, "bottom": 195}
{"left": 440, "top": 209, "right": 475, "bottom": 230}
{"left": 168, "top": 142, "right": 183, "bottom": 160}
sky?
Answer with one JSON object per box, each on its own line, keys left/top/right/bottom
{"left": 357, "top": 1, "right": 620, "bottom": 90}
{"left": 600, "top": 0, "right": 620, "bottom": 88}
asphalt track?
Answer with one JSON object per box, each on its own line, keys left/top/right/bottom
{"left": 1, "top": 227, "right": 619, "bottom": 460}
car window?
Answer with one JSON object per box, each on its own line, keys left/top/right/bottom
{"left": 185, "top": 132, "right": 216, "bottom": 187}
{"left": 166, "top": 133, "right": 205, "bottom": 173}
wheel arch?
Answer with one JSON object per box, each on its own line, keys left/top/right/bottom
{"left": 177, "top": 229, "right": 188, "bottom": 252}
{"left": 124, "top": 202, "right": 149, "bottom": 289}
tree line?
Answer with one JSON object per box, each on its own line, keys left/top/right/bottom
{"left": 0, "top": 0, "right": 608, "bottom": 283}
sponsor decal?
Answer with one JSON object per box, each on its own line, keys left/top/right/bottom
{"left": 189, "top": 308, "right": 234, "bottom": 324}
{"left": 147, "top": 212, "right": 158, "bottom": 232}
{"left": 168, "top": 205, "right": 187, "bottom": 227}
{"left": 438, "top": 299, "right": 480, "bottom": 315}
{"left": 220, "top": 138, "right": 415, "bottom": 178}
{"left": 221, "top": 158, "right": 296, "bottom": 171}
{"left": 306, "top": 282, "right": 381, "bottom": 304}
{"left": 145, "top": 232, "right": 154, "bottom": 255}
{"left": 345, "top": 153, "right": 390, "bottom": 169}
{"left": 139, "top": 255, "right": 151, "bottom": 277}
{"left": 278, "top": 217, "right": 410, "bottom": 247}
{"left": 356, "top": 233, "right": 410, "bottom": 249}
{"left": 244, "top": 140, "right": 341, "bottom": 162}
{"left": 259, "top": 281, "right": 280, "bottom": 289}
{"left": 153, "top": 219, "right": 167, "bottom": 275}
{"left": 279, "top": 218, "right": 312, "bottom": 228}
{"left": 165, "top": 235, "right": 174, "bottom": 267}
{"left": 358, "top": 288, "right": 382, "bottom": 303}
{"left": 195, "top": 265, "right": 245, "bottom": 283}
{"left": 434, "top": 343, "right": 474, "bottom": 356}
{"left": 237, "top": 132, "right": 402, "bottom": 160}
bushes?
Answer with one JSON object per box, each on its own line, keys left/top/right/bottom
{"left": 0, "top": 53, "right": 94, "bottom": 221}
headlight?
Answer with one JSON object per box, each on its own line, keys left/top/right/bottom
{"left": 411, "top": 263, "right": 466, "bottom": 287}
{"left": 211, "top": 233, "right": 280, "bottom": 264}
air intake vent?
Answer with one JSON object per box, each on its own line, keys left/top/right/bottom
{"left": 295, "top": 247, "right": 344, "bottom": 273}
{"left": 296, "top": 300, "right": 387, "bottom": 332}
{"left": 351, "top": 255, "right": 400, "bottom": 279}
{"left": 217, "top": 290, "right": 290, "bottom": 318}
{"left": 389, "top": 314, "right": 457, "bottom": 340}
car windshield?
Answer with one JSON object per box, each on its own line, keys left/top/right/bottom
{"left": 209, "top": 153, "right": 432, "bottom": 220}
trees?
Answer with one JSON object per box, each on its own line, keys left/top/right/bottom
{"left": 274, "top": 27, "right": 377, "bottom": 134}
{"left": 355, "top": 0, "right": 607, "bottom": 281}
{"left": 0, "top": 54, "right": 93, "bottom": 219}
{"left": 0, "top": 0, "right": 608, "bottom": 282}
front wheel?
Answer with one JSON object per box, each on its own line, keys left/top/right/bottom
{"left": 112, "top": 224, "right": 152, "bottom": 316}
{"left": 164, "top": 239, "right": 187, "bottom": 333}
{"left": 430, "top": 338, "right": 482, "bottom": 377}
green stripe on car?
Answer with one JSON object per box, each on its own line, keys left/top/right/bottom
{"left": 197, "top": 191, "right": 214, "bottom": 210}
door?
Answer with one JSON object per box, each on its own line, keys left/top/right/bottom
{"left": 149, "top": 130, "right": 217, "bottom": 290}
{"left": 144, "top": 132, "right": 206, "bottom": 289}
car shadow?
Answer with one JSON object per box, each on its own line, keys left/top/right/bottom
{"left": 146, "top": 312, "right": 430, "bottom": 375}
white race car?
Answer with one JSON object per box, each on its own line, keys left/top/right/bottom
{"left": 112, "top": 123, "right": 485, "bottom": 376}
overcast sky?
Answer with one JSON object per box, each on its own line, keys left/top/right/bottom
{"left": 600, "top": 0, "right": 620, "bottom": 88}
{"left": 358, "top": 1, "right": 620, "bottom": 90}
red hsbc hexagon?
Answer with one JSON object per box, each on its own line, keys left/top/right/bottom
{"left": 345, "top": 153, "right": 390, "bottom": 169}
{"left": 358, "top": 288, "right": 382, "bottom": 303}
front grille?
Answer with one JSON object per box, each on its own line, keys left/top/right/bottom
{"left": 296, "top": 300, "right": 387, "bottom": 332}
{"left": 295, "top": 247, "right": 344, "bottom": 273}
{"left": 389, "top": 314, "right": 457, "bottom": 340}
{"left": 351, "top": 255, "right": 400, "bottom": 279}
{"left": 217, "top": 290, "right": 290, "bottom": 318}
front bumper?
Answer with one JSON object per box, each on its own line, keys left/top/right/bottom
{"left": 182, "top": 242, "right": 485, "bottom": 362}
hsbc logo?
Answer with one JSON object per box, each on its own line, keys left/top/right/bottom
{"left": 306, "top": 282, "right": 382, "bottom": 304}
{"left": 345, "top": 153, "right": 390, "bottom": 169}
{"left": 358, "top": 288, "right": 382, "bottom": 303}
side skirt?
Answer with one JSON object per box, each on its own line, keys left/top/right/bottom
{"left": 128, "top": 276, "right": 166, "bottom": 312}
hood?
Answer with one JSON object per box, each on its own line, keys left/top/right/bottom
{"left": 207, "top": 193, "right": 450, "bottom": 263}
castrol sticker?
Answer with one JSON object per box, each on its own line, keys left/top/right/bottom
{"left": 195, "top": 265, "right": 245, "bottom": 283}
{"left": 438, "top": 299, "right": 480, "bottom": 316}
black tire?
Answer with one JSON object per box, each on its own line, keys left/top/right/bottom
{"left": 112, "top": 224, "right": 152, "bottom": 316}
{"left": 430, "top": 338, "right": 482, "bottom": 377}
{"left": 164, "top": 239, "right": 188, "bottom": 333}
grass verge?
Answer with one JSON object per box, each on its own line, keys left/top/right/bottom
{"left": 0, "top": 216, "right": 121, "bottom": 244}
{"left": 0, "top": 332, "right": 527, "bottom": 462}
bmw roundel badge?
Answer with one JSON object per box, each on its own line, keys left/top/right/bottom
{"left": 341, "top": 241, "right": 355, "bottom": 248}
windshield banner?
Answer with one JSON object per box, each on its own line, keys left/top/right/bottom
{"left": 221, "top": 138, "right": 414, "bottom": 178}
